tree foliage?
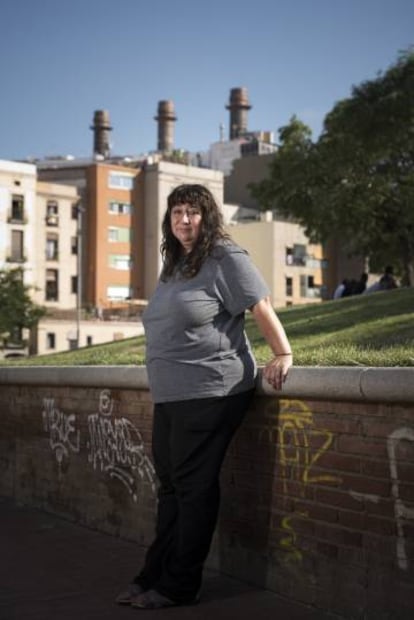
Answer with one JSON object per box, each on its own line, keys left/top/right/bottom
{"left": 0, "top": 269, "right": 45, "bottom": 345}
{"left": 251, "top": 49, "right": 414, "bottom": 285}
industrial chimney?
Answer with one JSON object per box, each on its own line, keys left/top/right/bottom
{"left": 154, "top": 100, "right": 177, "bottom": 151}
{"left": 90, "top": 110, "right": 112, "bottom": 158}
{"left": 226, "top": 87, "right": 251, "bottom": 140}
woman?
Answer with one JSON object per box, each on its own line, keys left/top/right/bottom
{"left": 116, "top": 184, "right": 292, "bottom": 609}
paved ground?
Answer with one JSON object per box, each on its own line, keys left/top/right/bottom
{"left": 0, "top": 498, "right": 341, "bottom": 619}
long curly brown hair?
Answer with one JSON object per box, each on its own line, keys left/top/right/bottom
{"left": 160, "top": 184, "right": 230, "bottom": 280}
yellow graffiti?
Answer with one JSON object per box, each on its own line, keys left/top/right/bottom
{"left": 266, "top": 399, "right": 342, "bottom": 564}
{"left": 278, "top": 400, "right": 342, "bottom": 493}
{"left": 251, "top": 398, "right": 342, "bottom": 563}
{"left": 280, "top": 513, "right": 307, "bottom": 563}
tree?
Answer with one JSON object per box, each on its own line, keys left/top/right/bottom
{"left": 249, "top": 116, "right": 322, "bottom": 237}
{"left": 251, "top": 49, "right": 414, "bottom": 285}
{"left": 0, "top": 268, "right": 46, "bottom": 348}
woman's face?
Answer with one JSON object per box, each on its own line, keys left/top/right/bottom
{"left": 170, "top": 202, "right": 202, "bottom": 253}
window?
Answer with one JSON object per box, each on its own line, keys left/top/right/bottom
{"left": 108, "top": 226, "right": 132, "bottom": 242}
{"left": 46, "top": 200, "right": 59, "bottom": 226}
{"left": 108, "top": 172, "right": 134, "bottom": 190}
{"left": 286, "top": 248, "right": 293, "bottom": 265}
{"left": 46, "top": 233, "right": 59, "bottom": 260}
{"left": 109, "top": 254, "right": 132, "bottom": 270}
{"left": 285, "top": 276, "right": 293, "bottom": 296}
{"left": 107, "top": 285, "right": 131, "bottom": 300}
{"left": 10, "top": 230, "right": 24, "bottom": 261}
{"left": 108, "top": 201, "right": 132, "bottom": 215}
{"left": 71, "top": 276, "right": 78, "bottom": 294}
{"left": 68, "top": 338, "right": 78, "bottom": 350}
{"left": 11, "top": 195, "right": 25, "bottom": 222}
{"left": 300, "top": 275, "right": 306, "bottom": 297}
{"left": 46, "top": 333, "right": 56, "bottom": 349}
{"left": 300, "top": 274, "right": 322, "bottom": 299}
{"left": 86, "top": 336, "right": 93, "bottom": 346}
{"left": 46, "top": 269, "right": 59, "bottom": 301}
{"left": 71, "top": 204, "right": 78, "bottom": 219}
{"left": 287, "top": 244, "right": 307, "bottom": 266}
{"left": 293, "top": 244, "right": 306, "bottom": 265}
{"left": 71, "top": 236, "right": 78, "bottom": 254}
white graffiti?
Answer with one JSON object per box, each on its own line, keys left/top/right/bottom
{"left": 387, "top": 426, "right": 414, "bottom": 571}
{"left": 349, "top": 491, "right": 380, "bottom": 504}
{"left": 87, "top": 389, "right": 156, "bottom": 501}
{"left": 42, "top": 398, "right": 80, "bottom": 473}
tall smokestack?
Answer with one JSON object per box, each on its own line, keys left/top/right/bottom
{"left": 90, "top": 110, "right": 112, "bottom": 158}
{"left": 154, "top": 100, "right": 177, "bottom": 151}
{"left": 226, "top": 87, "right": 251, "bottom": 140}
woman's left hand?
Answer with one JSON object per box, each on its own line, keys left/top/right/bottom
{"left": 250, "top": 297, "right": 293, "bottom": 391}
{"left": 263, "top": 354, "right": 292, "bottom": 391}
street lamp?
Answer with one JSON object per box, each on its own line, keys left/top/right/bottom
{"left": 76, "top": 202, "right": 85, "bottom": 348}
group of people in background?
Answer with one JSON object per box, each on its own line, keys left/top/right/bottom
{"left": 333, "top": 265, "right": 398, "bottom": 300}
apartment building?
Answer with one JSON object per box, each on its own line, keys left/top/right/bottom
{"left": 34, "top": 181, "right": 79, "bottom": 309}
{"left": 0, "top": 159, "right": 80, "bottom": 308}
{"left": 0, "top": 160, "right": 37, "bottom": 289}
{"left": 226, "top": 216, "right": 327, "bottom": 308}
{"left": 38, "top": 158, "right": 224, "bottom": 304}
{"left": 84, "top": 163, "right": 144, "bottom": 306}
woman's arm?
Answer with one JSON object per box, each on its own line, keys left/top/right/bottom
{"left": 250, "top": 296, "right": 293, "bottom": 391}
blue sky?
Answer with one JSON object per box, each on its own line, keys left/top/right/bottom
{"left": 0, "top": 0, "right": 412, "bottom": 160}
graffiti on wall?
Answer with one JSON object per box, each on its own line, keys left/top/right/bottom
{"left": 278, "top": 399, "right": 342, "bottom": 493}
{"left": 87, "top": 389, "right": 156, "bottom": 501}
{"left": 42, "top": 390, "right": 155, "bottom": 501}
{"left": 42, "top": 398, "right": 80, "bottom": 476}
{"left": 387, "top": 427, "right": 414, "bottom": 571}
{"left": 255, "top": 398, "right": 342, "bottom": 563}
{"left": 277, "top": 399, "right": 342, "bottom": 564}
{"left": 256, "top": 398, "right": 414, "bottom": 571}
{"left": 344, "top": 426, "right": 414, "bottom": 572}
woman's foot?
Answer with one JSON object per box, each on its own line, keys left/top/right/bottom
{"left": 115, "top": 583, "right": 145, "bottom": 605}
{"left": 131, "top": 588, "right": 200, "bottom": 609}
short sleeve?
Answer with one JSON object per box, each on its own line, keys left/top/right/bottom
{"left": 215, "top": 246, "right": 270, "bottom": 316}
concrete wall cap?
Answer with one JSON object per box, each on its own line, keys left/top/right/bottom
{"left": 0, "top": 365, "right": 148, "bottom": 390}
{"left": 257, "top": 366, "right": 414, "bottom": 403}
{"left": 0, "top": 365, "right": 413, "bottom": 403}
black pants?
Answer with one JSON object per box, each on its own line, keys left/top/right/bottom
{"left": 134, "top": 389, "right": 254, "bottom": 603}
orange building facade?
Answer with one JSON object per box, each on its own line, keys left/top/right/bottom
{"left": 84, "top": 164, "right": 145, "bottom": 310}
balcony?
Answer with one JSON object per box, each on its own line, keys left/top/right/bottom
{"left": 45, "top": 215, "right": 59, "bottom": 226}
{"left": 46, "top": 252, "right": 59, "bottom": 261}
{"left": 286, "top": 255, "right": 328, "bottom": 269}
{"left": 301, "top": 285, "right": 329, "bottom": 300}
{"left": 6, "top": 255, "right": 27, "bottom": 264}
{"left": 7, "top": 216, "right": 27, "bottom": 225}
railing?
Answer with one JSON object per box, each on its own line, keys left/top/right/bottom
{"left": 286, "top": 256, "right": 328, "bottom": 269}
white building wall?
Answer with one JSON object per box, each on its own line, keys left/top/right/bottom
{"left": 207, "top": 140, "right": 243, "bottom": 175}
{"left": 226, "top": 219, "right": 326, "bottom": 308}
{"left": 0, "top": 160, "right": 37, "bottom": 288}
{"left": 143, "top": 161, "right": 224, "bottom": 297}
{"left": 37, "top": 318, "right": 144, "bottom": 356}
{"left": 35, "top": 181, "right": 79, "bottom": 309}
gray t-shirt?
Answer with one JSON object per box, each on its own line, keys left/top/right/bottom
{"left": 142, "top": 242, "right": 270, "bottom": 403}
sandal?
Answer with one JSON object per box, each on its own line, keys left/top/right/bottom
{"left": 131, "top": 588, "right": 200, "bottom": 609}
{"left": 115, "top": 583, "right": 145, "bottom": 605}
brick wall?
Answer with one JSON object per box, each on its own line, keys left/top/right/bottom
{"left": 0, "top": 367, "right": 413, "bottom": 619}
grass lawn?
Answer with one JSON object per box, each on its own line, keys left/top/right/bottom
{"left": 2, "top": 287, "right": 413, "bottom": 367}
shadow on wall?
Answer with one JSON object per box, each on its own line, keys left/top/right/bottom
{"left": 216, "top": 396, "right": 279, "bottom": 587}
